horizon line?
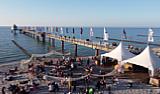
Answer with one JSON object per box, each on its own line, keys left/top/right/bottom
{"left": 0, "top": 25, "right": 160, "bottom": 28}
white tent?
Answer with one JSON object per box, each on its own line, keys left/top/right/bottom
{"left": 122, "top": 45, "right": 160, "bottom": 77}
{"left": 101, "top": 42, "right": 135, "bottom": 63}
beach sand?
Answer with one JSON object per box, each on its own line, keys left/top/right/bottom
{"left": 0, "top": 59, "right": 160, "bottom": 94}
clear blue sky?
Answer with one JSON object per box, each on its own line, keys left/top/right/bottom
{"left": 0, "top": 0, "right": 160, "bottom": 27}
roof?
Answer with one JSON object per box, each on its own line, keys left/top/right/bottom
{"left": 101, "top": 42, "right": 135, "bottom": 62}
{"left": 122, "top": 45, "right": 160, "bottom": 76}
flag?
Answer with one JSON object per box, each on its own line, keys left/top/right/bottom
{"left": 80, "top": 27, "right": 83, "bottom": 35}
{"left": 51, "top": 27, "right": 54, "bottom": 34}
{"left": 48, "top": 27, "right": 51, "bottom": 33}
{"left": 123, "top": 28, "right": 127, "bottom": 39}
{"left": 41, "top": 27, "right": 45, "bottom": 32}
{"left": 66, "top": 28, "right": 69, "bottom": 33}
{"left": 90, "top": 27, "right": 94, "bottom": 36}
{"left": 103, "top": 27, "right": 109, "bottom": 41}
{"left": 46, "top": 27, "right": 49, "bottom": 33}
{"left": 56, "top": 27, "right": 58, "bottom": 32}
{"left": 35, "top": 27, "right": 39, "bottom": 31}
{"left": 60, "top": 27, "right": 63, "bottom": 35}
{"left": 148, "top": 28, "right": 154, "bottom": 42}
{"left": 31, "top": 26, "right": 35, "bottom": 31}
{"left": 72, "top": 28, "right": 75, "bottom": 34}
{"left": 50, "top": 27, "right": 53, "bottom": 34}
{"left": 36, "top": 27, "right": 45, "bottom": 32}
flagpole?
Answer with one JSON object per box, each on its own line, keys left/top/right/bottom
{"left": 89, "top": 27, "right": 93, "bottom": 42}
{"left": 66, "top": 27, "right": 69, "bottom": 38}
{"left": 147, "top": 28, "right": 154, "bottom": 45}
{"left": 80, "top": 27, "right": 83, "bottom": 40}
{"left": 147, "top": 28, "right": 150, "bottom": 45}
{"left": 103, "top": 27, "right": 105, "bottom": 45}
{"left": 72, "top": 28, "right": 75, "bottom": 39}
{"left": 72, "top": 28, "right": 73, "bottom": 38}
{"left": 56, "top": 27, "right": 58, "bottom": 36}
{"left": 60, "top": 27, "right": 63, "bottom": 37}
{"left": 52, "top": 27, "right": 54, "bottom": 35}
{"left": 103, "top": 27, "right": 109, "bottom": 45}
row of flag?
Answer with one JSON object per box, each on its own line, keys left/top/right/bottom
{"left": 23, "top": 26, "right": 84, "bottom": 35}
{"left": 24, "top": 27, "right": 82, "bottom": 34}
{"left": 22, "top": 26, "right": 154, "bottom": 43}
{"left": 23, "top": 26, "right": 101, "bottom": 40}
{"left": 22, "top": 26, "right": 118, "bottom": 41}
{"left": 121, "top": 28, "right": 154, "bottom": 43}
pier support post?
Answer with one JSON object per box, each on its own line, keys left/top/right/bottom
{"left": 31, "top": 34, "right": 33, "bottom": 38}
{"left": 51, "top": 38, "right": 55, "bottom": 48}
{"left": 74, "top": 44, "right": 78, "bottom": 57}
{"left": 95, "top": 49, "right": 99, "bottom": 56}
{"left": 61, "top": 40, "right": 64, "bottom": 54}
{"left": 28, "top": 33, "right": 31, "bottom": 37}
{"left": 13, "top": 30, "right": 17, "bottom": 35}
{"left": 36, "top": 36, "right": 40, "bottom": 41}
{"left": 48, "top": 38, "right": 51, "bottom": 44}
{"left": 34, "top": 34, "right": 36, "bottom": 39}
{"left": 32, "top": 34, "right": 35, "bottom": 38}
{"left": 41, "top": 32, "right": 46, "bottom": 43}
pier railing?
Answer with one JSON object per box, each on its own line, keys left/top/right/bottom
{"left": 22, "top": 30, "right": 113, "bottom": 52}
{"left": 48, "top": 34, "right": 111, "bottom": 51}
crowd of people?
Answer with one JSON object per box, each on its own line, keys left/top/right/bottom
{"left": 1, "top": 55, "right": 139, "bottom": 94}
{"left": 2, "top": 85, "right": 29, "bottom": 94}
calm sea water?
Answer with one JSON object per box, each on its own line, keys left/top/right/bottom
{"left": 0, "top": 26, "right": 160, "bottom": 63}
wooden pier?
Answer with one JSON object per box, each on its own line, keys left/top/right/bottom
{"left": 20, "top": 29, "right": 160, "bottom": 57}
{"left": 21, "top": 30, "right": 113, "bottom": 56}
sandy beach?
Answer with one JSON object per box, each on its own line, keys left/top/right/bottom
{"left": 0, "top": 57, "right": 160, "bottom": 94}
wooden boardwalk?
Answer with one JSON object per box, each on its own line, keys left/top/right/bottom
{"left": 48, "top": 34, "right": 112, "bottom": 51}
{"left": 21, "top": 30, "right": 160, "bottom": 57}
{"left": 22, "top": 30, "right": 113, "bottom": 52}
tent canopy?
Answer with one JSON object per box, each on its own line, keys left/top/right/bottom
{"left": 122, "top": 45, "right": 160, "bottom": 76}
{"left": 101, "top": 42, "right": 135, "bottom": 62}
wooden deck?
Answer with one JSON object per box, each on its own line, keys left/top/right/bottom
{"left": 48, "top": 34, "right": 112, "bottom": 51}
{"left": 22, "top": 30, "right": 113, "bottom": 52}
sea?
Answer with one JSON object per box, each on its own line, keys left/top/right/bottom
{"left": 0, "top": 26, "right": 160, "bottom": 63}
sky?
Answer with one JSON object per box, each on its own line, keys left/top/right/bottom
{"left": 0, "top": 0, "right": 160, "bottom": 27}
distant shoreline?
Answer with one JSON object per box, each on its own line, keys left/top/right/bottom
{"left": 0, "top": 26, "right": 160, "bottom": 28}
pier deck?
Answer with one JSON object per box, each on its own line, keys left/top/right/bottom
{"left": 22, "top": 30, "right": 113, "bottom": 52}
{"left": 21, "top": 30, "right": 160, "bottom": 57}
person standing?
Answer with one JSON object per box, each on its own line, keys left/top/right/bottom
{"left": 108, "top": 85, "right": 112, "bottom": 94}
{"left": 2, "top": 87, "right": 6, "bottom": 94}
{"left": 48, "top": 83, "right": 53, "bottom": 92}
{"left": 87, "top": 58, "right": 90, "bottom": 66}
{"left": 19, "top": 87, "right": 27, "bottom": 94}
{"left": 96, "top": 81, "right": 101, "bottom": 90}
{"left": 43, "top": 75, "right": 47, "bottom": 83}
